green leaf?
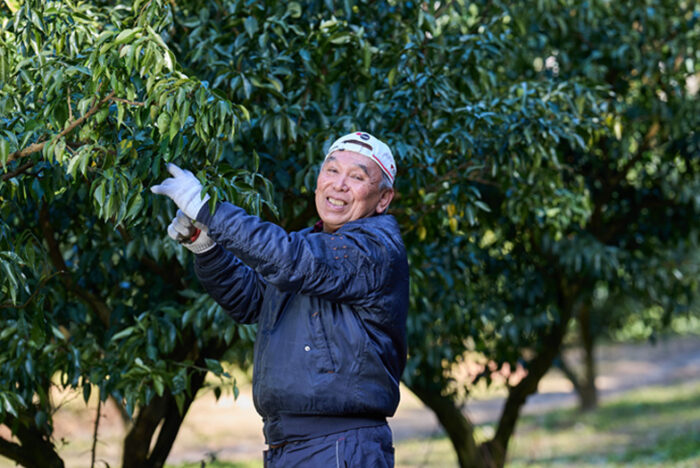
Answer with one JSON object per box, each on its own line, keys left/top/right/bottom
{"left": 153, "top": 376, "right": 164, "bottom": 397}
{"left": 112, "top": 326, "right": 135, "bottom": 341}
{"left": 169, "top": 112, "right": 180, "bottom": 142}
{"left": 244, "top": 16, "right": 259, "bottom": 38}
{"left": 82, "top": 384, "right": 91, "bottom": 404}
{"left": 474, "top": 201, "right": 491, "bottom": 212}
{"left": 115, "top": 28, "right": 141, "bottom": 45}
{"left": 94, "top": 181, "right": 106, "bottom": 208}
{"left": 205, "top": 358, "right": 223, "bottom": 374}
{"left": 3, "top": 394, "right": 18, "bottom": 417}
{"left": 3, "top": 0, "right": 20, "bottom": 13}
{"left": 0, "top": 138, "right": 9, "bottom": 168}
{"left": 125, "top": 193, "right": 144, "bottom": 221}
{"left": 163, "top": 51, "right": 174, "bottom": 72}
{"left": 157, "top": 112, "right": 170, "bottom": 134}
{"left": 238, "top": 104, "right": 250, "bottom": 122}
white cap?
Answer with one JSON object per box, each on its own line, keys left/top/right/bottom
{"left": 324, "top": 132, "right": 396, "bottom": 185}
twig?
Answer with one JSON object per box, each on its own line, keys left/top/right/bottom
{"left": 67, "top": 86, "right": 73, "bottom": 121}
{"left": 110, "top": 96, "right": 145, "bottom": 106}
{"left": 1, "top": 160, "right": 36, "bottom": 181}
{"left": 90, "top": 395, "right": 102, "bottom": 468}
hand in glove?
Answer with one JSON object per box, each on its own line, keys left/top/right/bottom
{"left": 168, "top": 210, "right": 216, "bottom": 254}
{"left": 151, "top": 163, "right": 210, "bottom": 220}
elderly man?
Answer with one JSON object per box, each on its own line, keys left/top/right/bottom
{"left": 151, "top": 132, "right": 408, "bottom": 467}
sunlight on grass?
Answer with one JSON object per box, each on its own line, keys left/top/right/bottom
{"left": 395, "top": 435, "right": 458, "bottom": 467}
{"left": 507, "top": 380, "right": 700, "bottom": 467}
{"left": 395, "top": 380, "right": 699, "bottom": 468}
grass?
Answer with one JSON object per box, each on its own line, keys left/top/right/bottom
{"left": 506, "top": 380, "right": 700, "bottom": 467}
{"left": 167, "top": 379, "right": 700, "bottom": 468}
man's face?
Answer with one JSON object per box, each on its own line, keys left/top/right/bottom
{"left": 315, "top": 150, "right": 394, "bottom": 232}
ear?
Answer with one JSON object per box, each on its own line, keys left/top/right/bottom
{"left": 375, "top": 188, "right": 395, "bottom": 214}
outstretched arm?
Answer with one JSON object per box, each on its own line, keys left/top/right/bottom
{"left": 197, "top": 202, "right": 402, "bottom": 306}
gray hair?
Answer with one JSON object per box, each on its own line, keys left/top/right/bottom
{"left": 378, "top": 172, "right": 393, "bottom": 191}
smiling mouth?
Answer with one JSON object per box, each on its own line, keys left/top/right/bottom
{"left": 327, "top": 197, "right": 347, "bottom": 207}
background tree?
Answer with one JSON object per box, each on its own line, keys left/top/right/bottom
{"left": 401, "top": 1, "right": 699, "bottom": 465}
{"left": 501, "top": 0, "right": 700, "bottom": 411}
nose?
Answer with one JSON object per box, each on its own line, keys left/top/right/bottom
{"left": 331, "top": 174, "right": 348, "bottom": 191}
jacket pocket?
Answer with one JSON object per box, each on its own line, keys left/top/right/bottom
{"left": 310, "top": 311, "right": 337, "bottom": 373}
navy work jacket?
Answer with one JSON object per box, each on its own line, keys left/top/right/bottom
{"left": 194, "top": 202, "right": 409, "bottom": 445}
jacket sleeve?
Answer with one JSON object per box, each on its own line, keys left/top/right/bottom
{"left": 197, "top": 202, "right": 396, "bottom": 305}
{"left": 194, "top": 243, "right": 266, "bottom": 324}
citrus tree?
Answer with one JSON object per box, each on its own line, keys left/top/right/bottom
{"left": 0, "top": 1, "right": 262, "bottom": 466}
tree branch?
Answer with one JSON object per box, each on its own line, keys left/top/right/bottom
{"left": 67, "top": 86, "right": 73, "bottom": 121}
{"left": 110, "top": 96, "right": 145, "bottom": 107}
{"left": 0, "top": 271, "right": 64, "bottom": 310}
{"left": 553, "top": 351, "right": 583, "bottom": 397}
{"left": 38, "top": 202, "right": 112, "bottom": 327}
{"left": 0, "top": 437, "right": 33, "bottom": 468}
{"left": 3, "top": 89, "right": 116, "bottom": 167}
{"left": 0, "top": 413, "right": 65, "bottom": 468}
{"left": 1, "top": 160, "right": 36, "bottom": 181}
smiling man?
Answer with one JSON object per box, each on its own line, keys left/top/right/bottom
{"left": 151, "top": 132, "right": 408, "bottom": 467}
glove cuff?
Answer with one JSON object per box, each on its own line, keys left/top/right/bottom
{"left": 183, "top": 229, "right": 216, "bottom": 254}
{"left": 184, "top": 193, "right": 210, "bottom": 220}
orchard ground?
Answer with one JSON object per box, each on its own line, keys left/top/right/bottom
{"left": 0, "top": 335, "right": 698, "bottom": 468}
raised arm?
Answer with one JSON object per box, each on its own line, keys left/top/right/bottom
{"left": 196, "top": 202, "right": 404, "bottom": 306}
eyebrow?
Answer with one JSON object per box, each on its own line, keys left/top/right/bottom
{"left": 325, "top": 156, "right": 371, "bottom": 177}
{"left": 355, "top": 163, "right": 370, "bottom": 177}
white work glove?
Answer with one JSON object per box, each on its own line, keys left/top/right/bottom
{"left": 167, "top": 210, "right": 216, "bottom": 254}
{"left": 150, "top": 163, "right": 210, "bottom": 220}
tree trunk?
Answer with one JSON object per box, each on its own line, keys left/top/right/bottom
{"left": 578, "top": 306, "right": 598, "bottom": 410}
{"left": 409, "top": 382, "right": 488, "bottom": 468}
{"left": 484, "top": 324, "right": 569, "bottom": 467}
{"left": 0, "top": 414, "right": 65, "bottom": 468}
{"left": 554, "top": 305, "right": 599, "bottom": 411}
{"left": 481, "top": 282, "right": 577, "bottom": 467}
{"left": 122, "top": 340, "right": 231, "bottom": 468}
{"left": 409, "top": 283, "right": 576, "bottom": 468}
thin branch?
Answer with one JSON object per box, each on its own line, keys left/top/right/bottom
{"left": 0, "top": 271, "right": 65, "bottom": 310}
{"left": 67, "top": 86, "right": 73, "bottom": 121}
{"left": 91, "top": 396, "right": 102, "bottom": 468}
{"left": 110, "top": 96, "right": 145, "bottom": 107}
{"left": 1, "top": 160, "right": 36, "bottom": 181}
{"left": 4, "top": 88, "right": 116, "bottom": 167}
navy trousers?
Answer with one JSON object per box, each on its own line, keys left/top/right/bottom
{"left": 263, "top": 424, "right": 394, "bottom": 467}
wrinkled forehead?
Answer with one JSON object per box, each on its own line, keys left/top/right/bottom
{"left": 323, "top": 151, "right": 384, "bottom": 178}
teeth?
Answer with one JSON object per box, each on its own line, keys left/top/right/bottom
{"left": 328, "top": 197, "right": 346, "bottom": 206}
